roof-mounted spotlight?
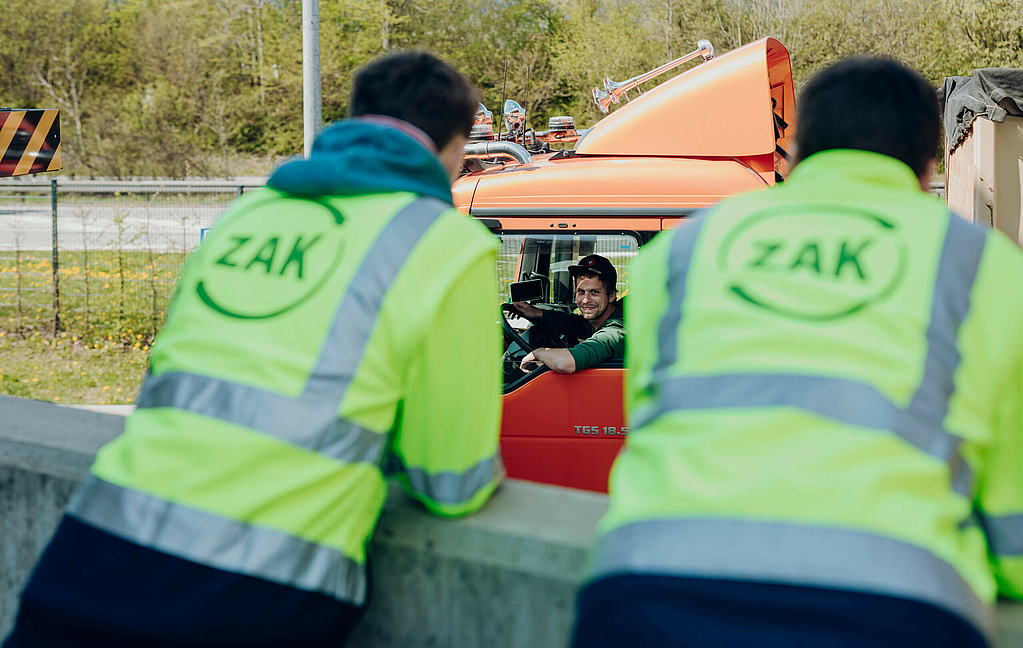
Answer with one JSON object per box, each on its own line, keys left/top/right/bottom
{"left": 503, "top": 99, "right": 526, "bottom": 132}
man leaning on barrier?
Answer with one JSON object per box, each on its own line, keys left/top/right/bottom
{"left": 572, "top": 57, "right": 1023, "bottom": 648}
{"left": 3, "top": 50, "right": 503, "bottom": 648}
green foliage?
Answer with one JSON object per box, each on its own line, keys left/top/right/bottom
{"left": 0, "top": 0, "right": 1017, "bottom": 177}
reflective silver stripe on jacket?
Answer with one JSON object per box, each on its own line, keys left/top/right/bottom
{"left": 591, "top": 518, "right": 993, "bottom": 641}
{"left": 981, "top": 512, "right": 1023, "bottom": 557}
{"left": 649, "top": 210, "right": 710, "bottom": 383}
{"left": 138, "top": 372, "right": 387, "bottom": 464}
{"left": 635, "top": 210, "right": 987, "bottom": 496}
{"left": 303, "top": 197, "right": 445, "bottom": 402}
{"left": 67, "top": 476, "right": 368, "bottom": 605}
{"left": 386, "top": 454, "right": 500, "bottom": 505}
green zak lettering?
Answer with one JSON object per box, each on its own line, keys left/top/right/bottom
{"left": 197, "top": 197, "right": 345, "bottom": 319}
{"left": 748, "top": 238, "right": 873, "bottom": 280}
{"left": 215, "top": 234, "right": 323, "bottom": 278}
{"left": 718, "top": 206, "right": 907, "bottom": 321}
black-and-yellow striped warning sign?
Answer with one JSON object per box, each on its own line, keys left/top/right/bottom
{"left": 0, "top": 109, "right": 62, "bottom": 177}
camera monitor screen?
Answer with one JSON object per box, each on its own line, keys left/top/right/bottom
{"left": 509, "top": 279, "right": 545, "bottom": 303}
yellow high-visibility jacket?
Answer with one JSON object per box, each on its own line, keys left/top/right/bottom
{"left": 69, "top": 173, "right": 502, "bottom": 609}
{"left": 598, "top": 149, "right": 1023, "bottom": 641}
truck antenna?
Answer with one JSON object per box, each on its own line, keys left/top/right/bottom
{"left": 497, "top": 61, "right": 508, "bottom": 141}
{"left": 524, "top": 64, "right": 530, "bottom": 135}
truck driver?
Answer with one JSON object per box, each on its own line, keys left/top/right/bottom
{"left": 508, "top": 254, "right": 625, "bottom": 374}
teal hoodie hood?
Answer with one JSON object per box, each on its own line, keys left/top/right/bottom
{"left": 266, "top": 117, "right": 454, "bottom": 204}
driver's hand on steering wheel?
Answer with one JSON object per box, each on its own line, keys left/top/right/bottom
{"left": 504, "top": 301, "right": 544, "bottom": 321}
{"left": 519, "top": 350, "right": 545, "bottom": 373}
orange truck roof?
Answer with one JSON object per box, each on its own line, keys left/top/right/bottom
{"left": 454, "top": 37, "right": 795, "bottom": 219}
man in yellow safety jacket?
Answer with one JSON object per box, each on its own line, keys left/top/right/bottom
{"left": 572, "top": 57, "right": 1023, "bottom": 648}
{"left": 3, "top": 50, "right": 502, "bottom": 648}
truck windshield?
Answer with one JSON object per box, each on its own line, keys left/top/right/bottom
{"left": 497, "top": 233, "right": 640, "bottom": 306}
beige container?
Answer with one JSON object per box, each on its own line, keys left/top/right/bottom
{"left": 946, "top": 114, "right": 1023, "bottom": 245}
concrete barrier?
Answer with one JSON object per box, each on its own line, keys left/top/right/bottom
{"left": 3, "top": 394, "right": 1023, "bottom": 646}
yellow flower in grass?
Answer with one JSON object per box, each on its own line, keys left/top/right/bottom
{"left": 53, "top": 397, "right": 59, "bottom": 401}
{"left": 102, "top": 386, "right": 110, "bottom": 391}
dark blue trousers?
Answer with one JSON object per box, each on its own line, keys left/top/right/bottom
{"left": 571, "top": 573, "right": 988, "bottom": 648}
{"left": 3, "top": 516, "right": 366, "bottom": 648}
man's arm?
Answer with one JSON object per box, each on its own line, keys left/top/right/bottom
{"left": 540, "top": 308, "right": 594, "bottom": 339}
{"left": 566, "top": 321, "right": 625, "bottom": 372}
{"left": 507, "top": 302, "right": 592, "bottom": 339}
{"left": 388, "top": 252, "right": 503, "bottom": 517}
{"left": 978, "top": 356, "right": 1023, "bottom": 597}
{"left": 520, "top": 320, "right": 625, "bottom": 374}
{"left": 520, "top": 348, "right": 576, "bottom": 374}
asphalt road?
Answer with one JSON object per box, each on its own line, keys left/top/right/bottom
{"left": 0, "top": 202, "right": 224, "bottom": 253}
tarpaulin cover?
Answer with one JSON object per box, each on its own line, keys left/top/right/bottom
{"left": 939, "top": 69, "right": 1023, "bottom": 153}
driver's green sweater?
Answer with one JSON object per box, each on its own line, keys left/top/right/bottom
{"left": 540, "top": 301, "right": 625, "bottom": 371}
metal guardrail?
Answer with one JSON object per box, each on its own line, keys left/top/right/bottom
{"left": 0, "top": 178, "right": 266, "bottom": 190}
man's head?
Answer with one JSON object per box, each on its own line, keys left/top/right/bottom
{"left": 350, "top": 50, "right": 480, "bottom": 181}
{"left": 569, "top": 255, "right": 618, "bottom": 325}
{"left": 794, "top": 57, "right": 941, "bottom": 184}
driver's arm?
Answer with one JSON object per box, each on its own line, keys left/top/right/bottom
{"left": 564, "top": 320, "right": 625, "bottom": 371}
{"left": 508, "top": 301, "right": 544, "bottom": 320}
{"left": 539, "top": 308, "right": 593, "bottom": 339}
{"left": 521, "top": 347, "right": 577, "bottom": 374}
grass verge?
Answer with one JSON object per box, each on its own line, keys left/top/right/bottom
{"left": 0, "top": 330, "right": 148, "bottom": 405}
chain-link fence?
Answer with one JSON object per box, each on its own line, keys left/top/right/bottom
{"left": 0, "top": 179, "right": 263, "bottom": 343}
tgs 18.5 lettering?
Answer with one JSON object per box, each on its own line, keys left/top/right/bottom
{"left": 574, "top": 425, "right": 629, "bottom": 436}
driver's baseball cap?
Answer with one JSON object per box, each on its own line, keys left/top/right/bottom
{"left": 569, "top": 254, "right": 617, "bottom": 288}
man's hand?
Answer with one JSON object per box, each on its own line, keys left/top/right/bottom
{"left": 504, "top": 301, "right": 543, "bottom": 320}
{"left": 520, "top": 348, "right": 577, "bottom": 374}
{"left": 519, "top": 350, "right": 544, "bottom": 373}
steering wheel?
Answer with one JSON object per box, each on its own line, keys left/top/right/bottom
{"left": 502, "top": 306, "right": 536, "bottom": 354}
{"left": 501, "top": 304, "right": 568, "bottom": 355}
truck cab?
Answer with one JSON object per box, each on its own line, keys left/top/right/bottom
{"left": 454, "top": 37, "right": 796, "bottom": 492}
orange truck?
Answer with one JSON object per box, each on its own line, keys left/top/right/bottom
{"left": 454, "top": 37, "right": 796, "bottom": 492}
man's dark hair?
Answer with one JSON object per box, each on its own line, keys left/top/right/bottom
{"left": 350, "top": 50, "right": 480, "bottom": 151}
{"left": 794, "top": 57, "right": 941, "bottom": 177}
{"left": 575, "top": 270, "right": 616, "bottom": 298}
